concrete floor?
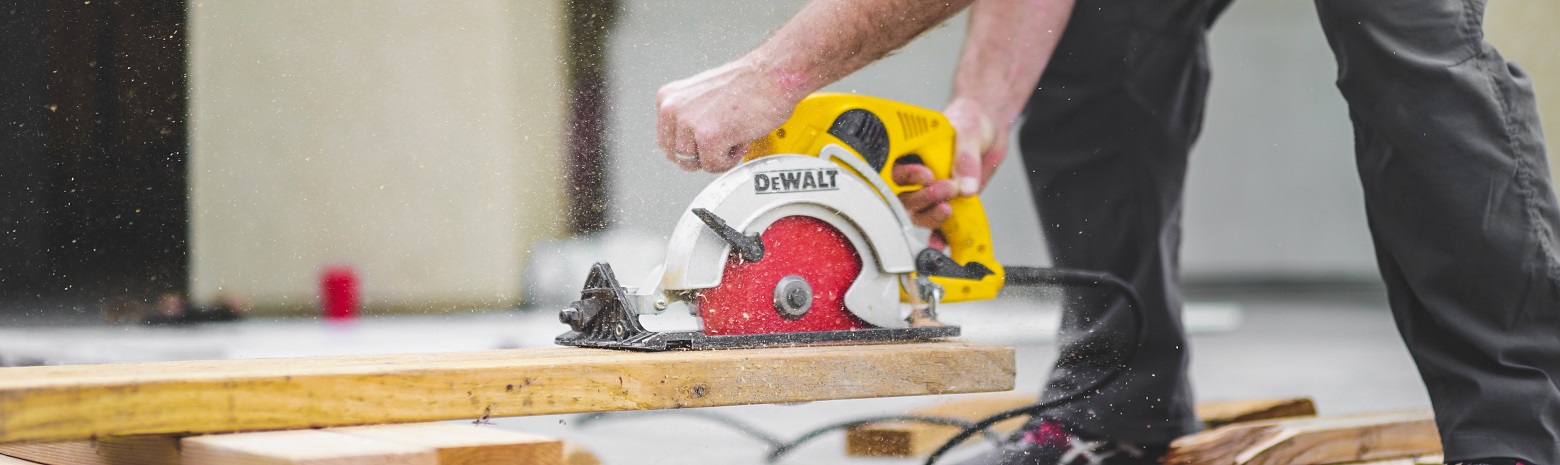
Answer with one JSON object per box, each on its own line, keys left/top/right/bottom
{"left": 0, "top": 284, "right": 1429, "bottom": 464}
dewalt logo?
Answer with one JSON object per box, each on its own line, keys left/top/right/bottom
{"left": 753, "top": 168, "right": 841, "bottom": 195}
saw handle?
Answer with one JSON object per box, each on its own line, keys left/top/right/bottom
{"left": 881, "top": 131, "right": 1004, "bottom": 303}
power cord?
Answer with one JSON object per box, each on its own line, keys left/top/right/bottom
{"left": 921, "top": 266, "right": 1147, "bottom": 465}
{"left": 572, "top": 410, "right": 1005, "bottom": 462}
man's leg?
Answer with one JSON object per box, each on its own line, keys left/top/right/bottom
{"left": 1016, "top": 0, "right": 1233, "bottom": 445}
{"left": 1313, "top": 0, "right": 1560, "bottom": 463}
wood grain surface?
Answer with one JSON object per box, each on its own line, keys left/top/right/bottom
{"left": 0, "top": 341, "right": 1013, "bottom": 444}
{"left": 0, "top": 436, "right": 179, "bottom": 465}
{"left": 1165, "top": 410, "right": 1440, "bottom": 465}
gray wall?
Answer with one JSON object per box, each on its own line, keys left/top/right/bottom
{"left": 605, "top": 0, "right": 1382, "bottom": 282}
{"left": 189, "top": 1, "right": 567, "bottom": 311}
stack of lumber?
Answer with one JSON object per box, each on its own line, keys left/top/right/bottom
{"left": 846, "top": 395, "right": 1442, "bottom": 465}
{"left": 0, "top": 423, "right": 590, "bottom": 465}
{"left": 0, "top": 341, "right": 1015, "bottom": 464}
{"left": 845, "top": 395, "right": 1316, "bottom": 457}
{"left": 1164, "top": 410, "right": 1440, "bottom": 465}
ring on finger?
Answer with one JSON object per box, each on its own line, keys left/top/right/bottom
{"left": 675, "top": 152, "right": 699, "bottom": 162}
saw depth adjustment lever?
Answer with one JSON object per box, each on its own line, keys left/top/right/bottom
{"left": 691, "top": 208, "right": 763, "bottom": 263}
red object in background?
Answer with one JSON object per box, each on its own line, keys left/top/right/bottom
{"left": 320, "top": 266, "right": 360, "bottom": 320}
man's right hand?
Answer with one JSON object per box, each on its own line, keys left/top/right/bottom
{"left": 892, "top": 97, "right": 1005, "bottom": 231}
{"left": 656, "top": 57, "right": 804, "bottom": 173}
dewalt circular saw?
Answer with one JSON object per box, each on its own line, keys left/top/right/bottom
{"left": 558, "top": 93, "right": 1008, "bottom": 350}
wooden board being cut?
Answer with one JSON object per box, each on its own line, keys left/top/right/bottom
{"left": 845, "top": 394, "right": 1315, "bottom": 458}
{"left": 0, "top": 341, "right": 1013, "bottom": 444}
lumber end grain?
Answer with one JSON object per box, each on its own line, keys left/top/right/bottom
{"left": 845, "top": 425, "right": 915, "bottom": 457}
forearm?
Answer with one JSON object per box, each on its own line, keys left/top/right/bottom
{"left": 745, "top": 0, "right": 977, "bottom": 104}
{"left": 953, "top": 0, "right": 1073, "bottom": 126}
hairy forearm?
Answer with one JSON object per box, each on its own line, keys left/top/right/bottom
{"left": 744, "top": 0, "right": 977, "bottom": 103}
{"left": 953, "top": 0, "right": 1073, "bottom": 126}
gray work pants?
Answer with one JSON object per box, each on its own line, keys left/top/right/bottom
{"left": 1019, "top": 0, "right": 1560, "bottom": 462}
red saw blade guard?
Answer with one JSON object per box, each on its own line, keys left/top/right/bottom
{"left": 695, "top": 215, "right": 871, "bottom": 335}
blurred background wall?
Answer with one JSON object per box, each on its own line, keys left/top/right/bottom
{"left": 1487, "top": 1, "right": 1560, "bottom": 185}
{"left": 3, "top": 0, "right": 1556, "bottom": 317}
{"left": 187, "top": 1, "right": 566, "bottom": 313}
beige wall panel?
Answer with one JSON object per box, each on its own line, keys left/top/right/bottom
{"left": 189, "top": 1, "right": 565, "bottom": 311}
{"left": 1486, "top": 2, "right": 1560, "bottom": 182}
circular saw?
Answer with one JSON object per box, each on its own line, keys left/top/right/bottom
{"left": 558, "top": 93, "right": 1005, "bottom": 350}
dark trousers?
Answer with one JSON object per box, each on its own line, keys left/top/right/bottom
{"left": 1019, "top": 0, "right": 1560, "bottom": 462}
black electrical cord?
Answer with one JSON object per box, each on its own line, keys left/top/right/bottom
{"left": 571, "top": 410, "right": 1004, "bottom": 462}
{"left": 921, "top": 266, "right": 1148, "bottom": 465}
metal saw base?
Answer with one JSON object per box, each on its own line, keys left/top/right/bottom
{"left": 556, "top": 325, "right": 961, "bottom": 351}
{"left": 554, "top": 262, "right": 960, "bottom": 351}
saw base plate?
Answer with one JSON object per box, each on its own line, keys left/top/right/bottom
{"left": 556, "top": 325, "right": 961, "bottom": 351}
{"left": 555, "top": 262, "right": 959, "bottom": 351}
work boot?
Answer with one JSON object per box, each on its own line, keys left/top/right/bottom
{"left": 953, "top": 418, "right": 1166, "bottom": 465}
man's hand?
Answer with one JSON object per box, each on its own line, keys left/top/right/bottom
{"left": 893, "top": 96, "right": 1007, "bottom": 230}
{"left": 654, "top": 0, "right": 977, "bottom": 173}
{"left": 656, "top": 58, "right": 801, "bottom": 173}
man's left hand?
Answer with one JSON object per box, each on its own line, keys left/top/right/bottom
{"left": 656, "top": 58, "right": 801, "bottom": 173}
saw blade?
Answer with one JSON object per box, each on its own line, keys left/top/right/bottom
{"left": 695, "top": 215, "right": 869, "bottom": 335}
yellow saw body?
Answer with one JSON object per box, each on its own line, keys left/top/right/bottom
{"left": 747, "top": 93, "right": 1005, "bottom": 303}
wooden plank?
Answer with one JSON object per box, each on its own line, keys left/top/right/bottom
{"left": 0, "top": 341, "right": 1013, "bottom": 444}
{"left": 181, "top": 430, "right": 436, "bottom": 465}
{"left": 1164, "top": 410, "right": 1440, "bottom": 465}
{"left": 1197, "top": 398, "right": 1317, "bottom": 429}
{"left": 0, "top": 456, "right": 42, "bottom": 465}
{"left": 0, "top": 424, "right": 564, "bottom": 465}
{"left": 561, "top": 442, "right": 599, "bottom": 465}
{"left": 845, "top": 394, "right": 1316, "bottom": 458}
{"left": 846, "top": 393, "right": 1032, "bottom": 457}
{"left": 0, "top": 436, "right": 180, "bottom": 465}
{"left": 0, "top": 424, "right": 568, "bottom": 465}
{"left": 328, "top": 423, "right": 561, "bottom": 465}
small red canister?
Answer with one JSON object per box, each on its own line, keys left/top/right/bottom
{"left": 320, "top": 265, "right": 360, "bottom": 321}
